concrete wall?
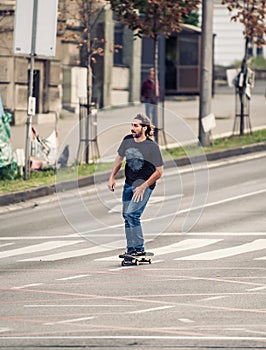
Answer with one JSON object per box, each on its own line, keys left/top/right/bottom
{"left": 111, "top": 66, "right": 129, "bottom": 106}
{"left": 123, "top": 26, "right": 142, "bottom": 103}
{"left": 0, "top": 52, "right": 61, "bottom": 125}
{"left": 103, "top": 7, "right": 114, "bottom": 108}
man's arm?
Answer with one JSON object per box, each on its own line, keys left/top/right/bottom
{"left": 108, "top": 154, "right": 123, "bottom": 191}
{"left": 132, "top": 165, "right": 163, "bottom": 202}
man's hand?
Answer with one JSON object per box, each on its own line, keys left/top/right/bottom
{"left": 108, "top": 155, "right": 123, "bottom": 192}
{"left": 132, "top": 185, "right": 146, "bottom": 203}
{"left": 108, "top": 177, "right": 115, "bottom": 192}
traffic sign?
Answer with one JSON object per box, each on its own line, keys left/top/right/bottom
{"left": 13, "top": 0, "right": 58, "bottom": 57}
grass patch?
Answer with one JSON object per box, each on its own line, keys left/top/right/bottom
{"left": 165, "top": 129, "right": 266, "bottom": 159}
{"left": 0, "top": 162, "right": 114, "bottom": 194}
{"left": 1, "top": 129, "right": 266, "bottom": 195}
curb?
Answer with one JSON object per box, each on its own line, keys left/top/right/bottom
{"left": 0, "top": 142, "right": 265, "bottom": 207}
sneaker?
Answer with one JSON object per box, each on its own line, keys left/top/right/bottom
{"left": 119, "top": 251, "right": 133, "bottom": 258}
{"left": 133, "top": 251, "right": 146, "bottom": 256}
{"left": 125, "top": 249, "right": 136, "bottom": 256}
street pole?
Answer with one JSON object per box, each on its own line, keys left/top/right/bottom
{"left": 198, "top": 0, "right": 213, "bottom": 147}
{"left": 24, "top": 0, "right": 38, "bottom": 180}
{"left": 80, "top": 0, "right": 91, "bottom": 164}
{"left": 153, "top": 34, "right": 159, "bottom": 143}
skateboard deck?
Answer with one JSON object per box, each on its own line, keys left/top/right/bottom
{"left": 119, "top": 252, "right": 154, "bottom": 266}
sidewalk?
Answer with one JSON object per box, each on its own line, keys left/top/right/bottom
{"left": 10, "top": 81, "right": 266, "bottom": 165}
{"left": 1, "top": 81, "right": 265, "bottom": 206}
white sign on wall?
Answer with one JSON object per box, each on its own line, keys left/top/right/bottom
{"left": 13, "top": 0, "right": 58, "bottom": 57}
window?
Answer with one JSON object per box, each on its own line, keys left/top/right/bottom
{"left": 114, "top": 23, "right": 123, "bottom": 65}
{"left": 179, "top": 36, "right": 199, "bottom": 66}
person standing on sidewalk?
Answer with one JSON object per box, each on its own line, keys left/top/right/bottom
{"left": 108, "top": 113, "right": 163, "bottom": 255}
{"left": 141, "top": 68, "right": 159, "bottom": 126}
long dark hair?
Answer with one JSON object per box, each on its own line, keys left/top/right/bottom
{"left": 135, "top": 113, "right": 154, "bottom": 137}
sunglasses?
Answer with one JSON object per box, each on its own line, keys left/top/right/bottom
{"left": 131, "top": 123, "right": 142, "bottom": 128}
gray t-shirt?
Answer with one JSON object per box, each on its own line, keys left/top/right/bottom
{"left": 118, "top": 135, "right": 163, "bottom": 189}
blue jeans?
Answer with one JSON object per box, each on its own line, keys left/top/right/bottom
{"left": 144, "top": 100, "right": 156, "bottom": 126}
{"left": 122, "top": 183, "right": 153, "bottom": 253}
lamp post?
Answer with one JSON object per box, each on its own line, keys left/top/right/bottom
{"left": 24, "top": 0, "right": 38, "bottom": 180}
{"left": 198, "top": 0, "right": 213, "bottom": 147}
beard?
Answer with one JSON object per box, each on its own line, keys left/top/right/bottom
{"left": 131, "top": 130, "right": 142, "bottom": 138}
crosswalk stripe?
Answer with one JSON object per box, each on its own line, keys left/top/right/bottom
{"left": 0, "top": 243, "right": 13, "bottom": 248}
{"left": 2, "top": 238, "right": 265, "bottom": 263}
{"left": 0, "top": 241, "right": 82, "bottom": 259}
{"left": 152, "top": 239, "right": 222, "bottom": 255}
{"left": 19, "top": 240, "right": 125, "bottom": 262}
{"left": 175, "top": 239, "right": 266, "bottom": 261}
{"left": 0, "top": 234, "right": 79, "bottom": 240}
{"left": 95, "top": 239, "right": 222, "bottom": 261}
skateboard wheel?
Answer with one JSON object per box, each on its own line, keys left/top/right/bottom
{"left": 134, "top": 259, "right": 139, "bottom": 266}
{"left": 121, "top": 260, "right": 126, "bottom": 266}
{"left": 148, "top": 259, "right": 152, "bottom": 264}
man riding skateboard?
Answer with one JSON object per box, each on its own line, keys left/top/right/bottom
{"left": 108, "top": 113, "right": 164, "bottom": 256}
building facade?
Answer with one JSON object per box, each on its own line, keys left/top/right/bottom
{"left": 0, "top": 1, "right": 264, "bottom": 125}
{"left": 212, "top": 0, "right": 265, "bottom": 66}
{"left": 0, "top": 0, "right": 142, "bottom": 125}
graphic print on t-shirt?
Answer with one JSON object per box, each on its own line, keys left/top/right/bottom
{"left": 125, "top": 147, "right": 144, "bottom": 172}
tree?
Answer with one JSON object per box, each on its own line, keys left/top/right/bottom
{"left": 221, "top": 0, "right": 266, "bottom": 135}
{"left": 107, "top": 0, "right": 200, "bottom": 142}
{"left": 58, "top": 0, "right": 107, "bottom": 163}
{"left": 58, "top": 0, "right": 106, "bottom": 105}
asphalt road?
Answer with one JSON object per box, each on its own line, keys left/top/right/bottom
{"left": 0, "top": 153, "right": 266, "bottom": 350}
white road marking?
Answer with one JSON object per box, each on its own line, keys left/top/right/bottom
{"left": 25, "top": 305, "right": 130, "bottom": 308}
{"left": 0, "top": 328, "right": 11, "bottom": 333}
{"left": 198, "top": 296, "right": 229, "bottom": 302}
{"left": 108, "top": 204, "right": 121, "bottom": 213}
{"left": 178, "top": 318, "right": 194, "bottom": 323}
{"left": 56, "top": 274, "right": 91, "bottom": 281}
{"left": 0, "top": 234, "right": 79, "bottom": 240}
{"left": 2, "top": 236, "right": 265, "bottom": 264}
{"left": 96, "top": 239, "right": 222, "bottom": 261}
{"left": 151, "top": 259, "right": 164, "bottom": 264}
{"left": 0, "top": 232, "right": 265, "bottom": 243}
{"left": 247, "top": 286, "right": 266, "bottom": 292}
{"left": 1, "top": 336, "right": 266, "bottom": 341}
{"left": 150, "top": 188, "right": 266, "bottom": 225}
{"left": 151, "top": 239, "right": 222, "bottom": 255}
{"left": 255, "top": 256, "right": 266, "bottom": 260}
{"left": 243, "top": 329, "right": 266, "bottom": 336}
{"left": 44, "top": 316, "right": 95, "bottom": 325}
{"left": 161, "top": 232, "right": 266, "bottom": 236}
{"left": 62, "top": 188, "right": 266, "bottom": 237}
{"left": 0, "top": 241, "right": 82, "bottom": 259}
{"left": 12, "top": 283, "right": 44, "bottom": 289}
{"left": 128, "top": 306, "right": 174, "bottom": 314}
{"left": 20, "top": 240, "right": 125, "bottom": 261}
{"left": 175, "top": 239, "right": 266, "bottom": 260}
{"left": 0, "top": 243, "right": 13, "bottom": 248}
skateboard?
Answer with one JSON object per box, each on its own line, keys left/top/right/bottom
{"left": 119, "top": 252, "right": 154, "bottom": 266}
